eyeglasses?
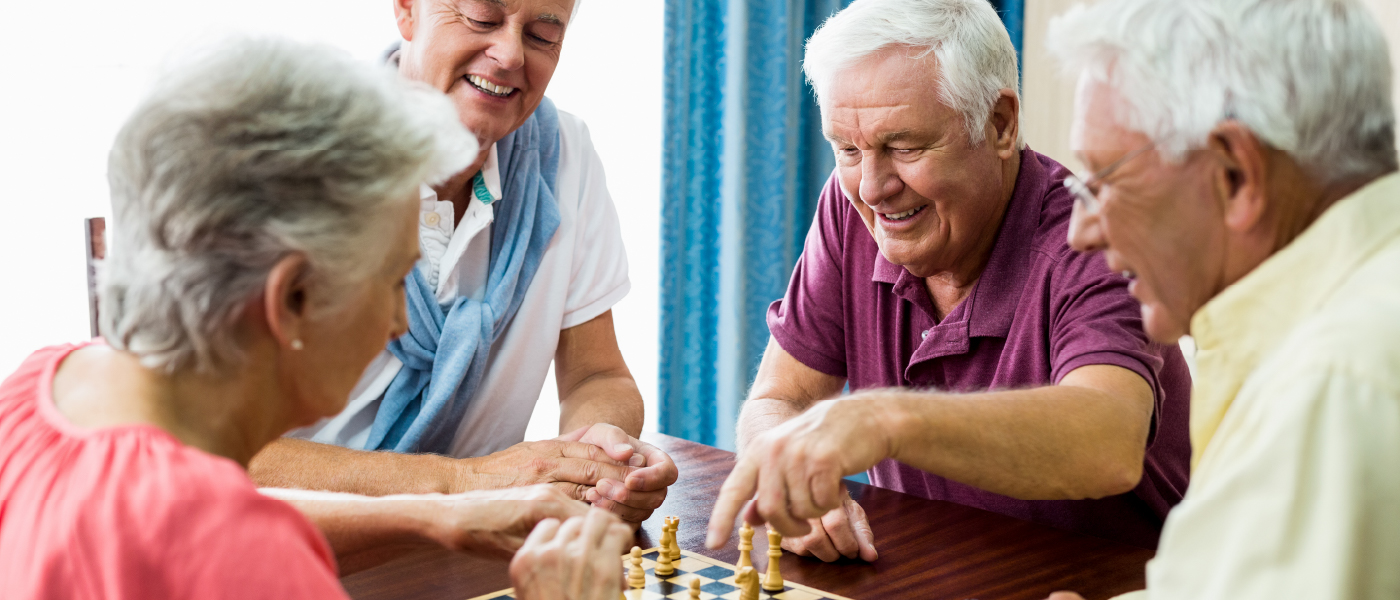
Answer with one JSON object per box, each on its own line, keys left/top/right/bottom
{"left": 1063, "top": 142, "right": 1155, "bottom": 214}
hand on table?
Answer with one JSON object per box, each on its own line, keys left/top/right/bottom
{"left": 427, "top": 484, "right": 592, "bottom": 558}
{"left": 559, "top": 424, "right": 679, "bottom": 524}
{"left": 457, "top": 435, "right": 637, "bottom": 503}
{"left": 779, "top": 492, "right": 878, "bottom": 562}
{"left": 707, "top": 398, "right": 892, "bottom": 546}
{"left": 509, "top": 508, "right": 633, "bottom": 600}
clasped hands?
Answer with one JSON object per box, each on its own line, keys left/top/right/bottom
{"left": 707, "top": 399, "right": 886, "bottom": 562}
{"left": 461, "top": 422, "right": 678, "bottom": 525}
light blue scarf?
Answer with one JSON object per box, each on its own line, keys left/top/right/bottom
{"left": 366, "top": 98, "right": 562, "bottom": 454}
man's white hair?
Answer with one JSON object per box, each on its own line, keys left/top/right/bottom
{"left": 1048, "top": 0, "right": 1397, "bottom": 186}
{"left": 102, "top": 37, "right": 477, "bottom": 374}
{"left": 803, "top": 0, "right": 1023, "bottom": 147}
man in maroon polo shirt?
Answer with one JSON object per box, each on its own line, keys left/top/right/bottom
{"left": 706, "top": 0, "right": 1191, "bottom": 559}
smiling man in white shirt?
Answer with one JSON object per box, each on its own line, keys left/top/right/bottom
{"left": 249, "top": 0, "right": 677, "bottom": 535}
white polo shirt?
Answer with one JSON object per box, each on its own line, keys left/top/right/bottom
{"left": 288, "top": 109, "right": 630, "bottom": 458}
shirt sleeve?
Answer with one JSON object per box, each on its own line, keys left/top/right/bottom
{"left": 766, "top": 172, "right": 851, "bottom": 377}
{"left": 1046, "top": 247, "right": 1170, "bottom": 438}
{"left": 1145, "top": 364, "right": 1400, "bottom": 600}
{"left": 558, "top": 115, "right": 631, "bottom": 329}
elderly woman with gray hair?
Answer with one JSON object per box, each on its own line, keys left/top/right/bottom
{"left": 0, "top": 37, "right": 629, "bottom": 600}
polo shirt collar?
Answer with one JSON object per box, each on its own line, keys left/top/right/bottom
{"left": 870, "top": 147, "right": 1048, "bottom": 339}
{"left": 1188, "top": 171, "right": 1400, "bottom": 469}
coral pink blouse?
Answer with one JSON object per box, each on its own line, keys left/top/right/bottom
{"left": 0, "top": 343, "right": 348, "bottom": 599}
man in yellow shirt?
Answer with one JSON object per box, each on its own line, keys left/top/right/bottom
{"left": 1044, "top": 0, "right": 1400, "bottom": 598}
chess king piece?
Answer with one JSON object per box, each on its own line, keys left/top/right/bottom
{"left": 763, "top": 528, "right": 784, "bottom": 591}
{"left": 737, "top": 522, "right": 754, "bottom": 569}
{"left": 668, "top": 517, "right": 682, "bottom": 561}
{"left": 736, "top": 566, "right": 760, "bottom": 600}
{"left": 628, "top": 546, "right": 645, "bottom": 589}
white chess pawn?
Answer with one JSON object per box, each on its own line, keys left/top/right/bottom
{"left": 628, "top": 546, "right": 645, "bottom": 589}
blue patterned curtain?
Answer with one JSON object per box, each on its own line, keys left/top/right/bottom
{"left": 659, "top": 0, "right": 1025, "bottom": 449}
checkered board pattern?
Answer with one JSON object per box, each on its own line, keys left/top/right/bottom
{"left": 466, "top": 547, "right": 854, "bottom": 600}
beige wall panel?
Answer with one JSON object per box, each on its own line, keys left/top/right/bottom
{"left": 1021, "top": 0, "right": 1086, "bottom": 172}
{"left": 1022, "top": 0, "right": 1400, "bottom": 170}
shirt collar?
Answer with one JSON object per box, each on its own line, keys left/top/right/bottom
{"left": 869, "top": 148, "right": 1048, "bottom": 338}
{"left": 1188, "top": 171, "right": 1400, "bottom": 467}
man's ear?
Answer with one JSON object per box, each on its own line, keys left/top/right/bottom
{"left": 262, "top": 253, "right": 312, "bottom": 351}
{"left": 1207, "top": 121, "right": 1268, "bottom": 234}
{"left": 988, "top": 89, "right": 1020, "bottom": 159}
{"left": 394, "top": 0, "right": 417, "bottom": 42}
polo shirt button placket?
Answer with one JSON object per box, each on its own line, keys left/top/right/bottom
{"left": 921, "top": 329, "right": 931, "bottom": 340}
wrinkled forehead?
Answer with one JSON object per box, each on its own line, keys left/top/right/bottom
{"left": 820, "top": 49, "right": 954, "bottom": 141}
{"left": 431, "top": 0, "right": 577, "bottom": 25}
{"left": 1070, "top": 72, "right": 1145, "bottom": 158}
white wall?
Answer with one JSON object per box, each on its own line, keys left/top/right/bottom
{"left": 0, "top": 1, "right": 662, "bottom": 436}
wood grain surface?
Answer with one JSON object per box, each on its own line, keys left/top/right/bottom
{"left": 342, "top": 432, "right": 1153, "bottom": 600}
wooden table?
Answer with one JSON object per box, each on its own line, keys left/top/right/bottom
{"left": 343, "top": 433, "right": 1153, "bottom": 600}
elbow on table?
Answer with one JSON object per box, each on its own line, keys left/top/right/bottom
{"left": 1081, "top": 455, "right": 1144, "bottom": 499}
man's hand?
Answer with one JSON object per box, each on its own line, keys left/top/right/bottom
{"left": 509, "top": 508, "right": 633, "bottom": 600}
{"left": 427, "top": 485, "right": 592, "bottom": 558}
{"left": 1045, "top": 593, "right": 1087, "bottom": 600}
{"left": 460, "top": 438, "right": 640, "bottom": 501}
{"left": 707, "top": 398, "right": 894, "bottom": 547}
{"left": 558, "top": 424, "right": 679, "bottom": 524}
{"left": 779, "top": 493, "right": 877, "bottom": 562}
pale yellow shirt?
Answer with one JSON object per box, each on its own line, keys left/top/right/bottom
{"left": 1119, "top": 173, "right": 1400, "bottom": 600}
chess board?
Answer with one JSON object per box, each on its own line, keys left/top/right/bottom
{"left": 466, "top": 547, "right": 853, "bottom": 600}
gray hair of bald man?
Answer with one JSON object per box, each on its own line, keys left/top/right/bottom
{"left": 1048, "top": 0, "right": 1397, "bottom": 186}
{"left": 803, "top": 0, "right": 1023, "bottom": 148}
{"left": 102, "top": 37, "right": 477, "bottom": 374}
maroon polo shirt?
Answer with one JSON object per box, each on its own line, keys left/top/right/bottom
{"left": 767, "top": 148, "right": 1191, "bottom": 549}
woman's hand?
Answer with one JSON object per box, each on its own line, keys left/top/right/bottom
{"left": 429, "top": 484, "right": 593, "bottom": 558}
{"left": 510, "top": 508, "right": 633, "bottom": 600}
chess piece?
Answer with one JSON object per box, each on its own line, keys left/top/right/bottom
{"left": 628, "top": 546, "right": 646, "bottom": 589}
{"left": 736, "top": 566, "right": 760, "bottom": 600}
{"left": 737, "top": 522, "right": 754, "bottom": 569}
{"left": 688, "top": 578, "right": 701, "bottom": 599}
{"left": 762, "top": 529, "right": 784, "bottom": 591}
{"left": 668, "top": 517, "right": 681, "bottom": 561}
{"left": 655, "top": 536, "right": 675, "bottom": 576}
{"left": 658, "top": 524, "right": 673, "bottom": 561}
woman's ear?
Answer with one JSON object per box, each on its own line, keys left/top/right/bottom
{"left": 262, "top": 253, "right": 312, "bottom": 352}
{"left": 1208, "top": 121, "right": 1269, "bottom": 234}
{"left": 394, "top": 0, "right": 418, "bottom": 42}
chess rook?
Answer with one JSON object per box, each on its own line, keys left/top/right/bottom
{"left": 668, "top": 517, "right": 681, "bottom": 561}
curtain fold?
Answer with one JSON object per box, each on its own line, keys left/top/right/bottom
{"left": 660, "top": 0, "right": 1025, "bottom": 449}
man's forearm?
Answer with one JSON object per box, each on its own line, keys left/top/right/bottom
{"left": 874, "top": 382, "right": 1151, "bottom": 500}
{"left": 736, "top": 397, "right": 809, "bottom": 453}
{"left": 558, "top": 370, "right": 643, "bottom": 436}
{"left": 249, "top": 437, "right": 467, "bottom": 496}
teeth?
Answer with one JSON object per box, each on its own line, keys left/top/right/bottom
{"left": 1121, "top": 270, "right": 1136, "bottom": 279}
{"left": 886, "top": 207, "right": 921, "bottom": 220}
{"left": 468, "top": 74, "right": 516, "bottom": 96}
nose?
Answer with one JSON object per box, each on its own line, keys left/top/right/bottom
{"left": 484, "top": 26, "right": 526, "bottom": 72}
{"left": 1067, "top": 197, "right": 1108, "bottom": 253}
{"left": 857, "top": 153, "right": 904, "bottom": 207}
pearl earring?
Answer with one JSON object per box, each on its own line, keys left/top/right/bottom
{"left": 290, "top": 339, "right": 304, "bottom": 350}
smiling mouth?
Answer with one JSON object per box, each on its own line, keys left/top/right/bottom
{"left": 880, "top": 206, "right": 926, "bottom": 222}
{"left": 466, "top": 74, "right": 517, "bottom": 98}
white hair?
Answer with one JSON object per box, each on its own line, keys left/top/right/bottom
{"left": 1048, "top": 0, "right": 1397, "bottom": 186}
{"left": 102, "top": 37, "right": 477, "bottom": 374}
{"left": 803, "top": 0, "right": 1023, "bottom": 147}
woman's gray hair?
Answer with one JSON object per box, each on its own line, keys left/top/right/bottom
{"left": 1048, "top": 0, "right": 1397, "bottom": 186}
{"left": 803, "top": 0, "right": 1023, "bottom": 147}
{"left": 102, "top": 37, "right": 477, "bottom": 374}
